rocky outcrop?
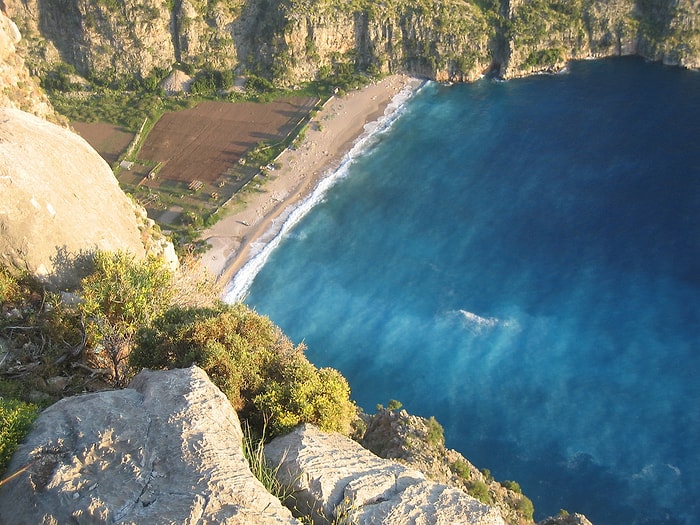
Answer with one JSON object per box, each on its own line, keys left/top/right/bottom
{"left": 0, "top": 366, "right": 516, "bottom": 525}
{"left": 265, "top": 423, "right": 507, "bottom": 525}
{"left": 538, "top": 513, "right": 594, "bottom": 525}
{"left": 4, "top": 0, "right": 175, "bottom": 83}
{"left": 361, "top": 408, "right": 536, "bottom": 525}
{"left": 0, "top": 106, "right": 176, "bottom": 287}
{"left": 0, "top": 366, "right": 299, "bottom": 525}
{"left": 0, "top": 10, "right": 55, "bottom": 119}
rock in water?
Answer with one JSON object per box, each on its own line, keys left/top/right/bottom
{"left": 0, "top": 107, "right": 148, "bottom": 286}
{"left": 0, "top": 366, "right": 298, "bottom": 525}
{"left": 265, "top": 424, "right": 506, "bottom": 525}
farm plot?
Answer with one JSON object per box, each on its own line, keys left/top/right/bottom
{"left": 73, "top": 122, "right": 135, "bottom": 165}
{"left": 137, "top": 98, "right": 318, "bottom": 185}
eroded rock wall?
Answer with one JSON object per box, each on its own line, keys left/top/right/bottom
{"left": 265, "top": 423, "right": 507, "bottom": 525}
{"left": 6, "top": 0, "right": 698, "bottom": 86}
{"left": 0, "top": 10, "right": 54, "bottom": 118}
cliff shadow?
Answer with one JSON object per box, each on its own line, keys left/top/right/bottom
{"left": 37, "top": 0, "right": 85, "bottom": 73}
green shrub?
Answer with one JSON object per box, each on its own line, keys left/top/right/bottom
{"left": 79, "top": 251, "right": 173, "bottom": 385}
{"left": 450, "top": 458, "right": 471, "bottom": 480}
{"left": 426, "top": 415, "right": 444, "bottom": 446}
{"left": 387, "top": 399, "right": 402, "bottom": 411}
{"left": 468, "top": 479, "right": 493, "bottom": 504}
{"left": 131, "top": 303, "right": 356, "bottom": 437}
{"left": 502, "top": 479, "right": 522, "bottom": 493}
{"left": 0, "top": 267, "right": 20, "bottom": 305}
{"left": 80, "top": 251, "right": 173, "bottom": 338}
{"left": 517, "top": 494, "right": 535, "bottom": 520}
{"left": 0, "top": 398, "right": 38, "bottom": 476}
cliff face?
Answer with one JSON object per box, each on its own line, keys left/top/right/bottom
{"left": 4, "top": 0, "right": 699, "bottom": 86}
{"left": 0, "top": 10, "right": 55, "bottom": 118}
{"left": 0, "top": 366, "right": 509, "bottom": 525}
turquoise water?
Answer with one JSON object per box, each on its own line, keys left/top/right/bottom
{"left": 235, "top": 57, "right": 700, "bottom": 524}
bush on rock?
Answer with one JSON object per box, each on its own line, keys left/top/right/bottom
{"left": 131, "top": 303, "right": 356, "bottom": 437}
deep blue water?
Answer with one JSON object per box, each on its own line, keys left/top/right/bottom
{"left": 238, "top": 57, "right": 700, "bottom": 524}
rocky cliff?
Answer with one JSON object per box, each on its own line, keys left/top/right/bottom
{"left": 266, "top": 423, "right": 506, "bottom": 525}
{"left": 0, "top": 104, "right": 176, "bottom": 287}
{"left": 3, "top": 0, "right": 699, "bottom": 86}
{"left": 0, "top": 366, "right": 511, "bottom": 525}
{"left": 0, "top": 365, "right": 595, "bottom": 525}
{"left": 0, "top": 10, "right": 54, "bottom": 118}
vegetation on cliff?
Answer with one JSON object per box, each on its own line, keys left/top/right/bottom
{"left": 2, "top": 253, "right": 542, "bottom": 523}
{"left": 5, "top": 0, "right": 699, "bottom": 98}
{"left": 0, "top": 253, "right": 355, "bottom": 478}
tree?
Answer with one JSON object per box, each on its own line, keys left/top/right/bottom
{"left": 79, "top": 251, "right": 173, "bottom": 385}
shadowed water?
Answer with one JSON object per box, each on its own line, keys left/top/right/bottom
{"left": 242, "top": 57, "right": 700, "bottom": 525}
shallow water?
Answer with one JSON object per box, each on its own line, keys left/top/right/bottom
{"left": 240, "top": 57, "right": 700, "bottom": 524}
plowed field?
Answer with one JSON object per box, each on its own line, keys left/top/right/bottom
{"left": 73, "top": 122, "right": 134, "bottom": 165}
{"left": 137, "top": 98, "right": 318, "bottom": 184}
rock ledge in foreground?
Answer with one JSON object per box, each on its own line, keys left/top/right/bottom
{"left": 0, "top": 366, "right": 297, "bottom": 525}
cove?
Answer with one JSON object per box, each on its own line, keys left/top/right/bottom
{"left": 243, "top": 57, "right": 700, "bottom": 525}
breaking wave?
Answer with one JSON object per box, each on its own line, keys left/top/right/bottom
{"left": 223, "top": 81, "right": 424, "bottom": 303}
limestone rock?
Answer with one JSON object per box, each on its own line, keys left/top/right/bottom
{"left": 539, "top": 513, "right": 594, "bottom": 525}
{"left": 0, "top": 366, "right": 299, "bottom": 525}
{"left": 265, "top": 423, "right": 506, "bottom": 525}
{"left": 361, "top": 408, "right": 536, "bottom": 525}
{"left": 0, "top": 107, "right": 148, "bottom": 286}
{"left": 0, "top": 11, "right": 55, "bottom": 119}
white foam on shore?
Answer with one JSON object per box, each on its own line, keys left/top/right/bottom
{"left": 223, "top": 80, "right": 425, "bottom": 303}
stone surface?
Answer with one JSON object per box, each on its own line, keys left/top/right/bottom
{"left": 0, "top": 107, "right": 154, "bottom": 287}
{"left": 539, "top": 513, "right": 594, "bottom": 525}
{"left": 265, "top": 423, "right": 506, "bottom": 525}
{"left": 362, "top": 408, "right": 539, "bottom": 525}
{"left": 0, "top": 366, "right": 299, "bottom": 525}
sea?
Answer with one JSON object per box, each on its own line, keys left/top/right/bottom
{"left": 225, "top": 57, "right": 700, "bottom": 525}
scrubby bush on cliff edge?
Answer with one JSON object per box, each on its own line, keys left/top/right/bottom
{"left": 130, "top": 303, "right": 357, "bottom": 437}
{"left": 79, "top": 251, "right": 174, "bottom": 386}
{"left": 1, "top": 250, "right": 355, "bottom": 478}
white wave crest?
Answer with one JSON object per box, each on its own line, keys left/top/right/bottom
{"left": 223, "top": 82, "right": 422, "bottom": 304}
{"left": 459, "top": 309, "right": 500, "bottom": 329}
{"left": 444, "top": 308, "right": 519, "bottom": 335}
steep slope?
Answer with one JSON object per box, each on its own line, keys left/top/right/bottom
{"left": 5, "top": 0, "right": 699, "bottom": 87}
{"left": 0, "top": 10, "right": 55, "bottom": 119}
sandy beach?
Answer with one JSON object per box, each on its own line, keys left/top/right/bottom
{"left": 199, "top": 75, "right": 422, "bottom": 292}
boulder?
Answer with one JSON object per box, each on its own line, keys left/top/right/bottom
{"left": 0, "top": 366, "right": 298, "bottom": 525}
{"left": 265, "top": 424, "right": 506, "bottom": 525}
{"left": 0, "top": 107, "right": 149, "bottom": 287}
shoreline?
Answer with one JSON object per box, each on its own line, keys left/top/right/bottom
{"left": 199, "top": 75, "right": 423, "bottom": 299}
